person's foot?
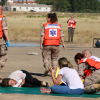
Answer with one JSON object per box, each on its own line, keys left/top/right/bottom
{"left": 41, "top": 81, "right": 49, "bottom": 87}
{"left": 40, "top": 87, "right": 51, "bottom": 94}
{"left": 94, "top": 84, "right": 100, "bottom": 93}
{"left": 43, "top": 69, "right": 49, "bottom": 76}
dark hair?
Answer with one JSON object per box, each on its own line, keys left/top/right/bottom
{"left": 74, "top": 53, "right": 84, "bottom": 64}
{"left": 58, "top": 57, "right": 73, "bottom": 68}
{"left": 47, "top": 13, "right": 52, "bottom": 19}
{"left": 51, "top": 13, "right": 58, "bottom": 23}
{"left": 1, "top": 78, "right": 11, "bottom": 87}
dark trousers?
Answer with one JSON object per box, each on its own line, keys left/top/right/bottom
{"left": 68, "top": 28, "right": 75, "bottom": 42}
{"left": 21, "top": 70, "right": 42, "bottom": 87}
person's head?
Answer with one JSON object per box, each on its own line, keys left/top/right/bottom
{"left": 46, "top": 13, "right": 52, "bottom": 22}
{"left": 51, "top": 13, "right": 58, "bottom": 23}
{"left": 82, "top": 49, "right": 92, "bottom": 58}
{"left": 74, "top": 53, "right": 84, "bottom": 65}
{"left": 1, "top": 78, "right": 17, "bottom": 87}
{"left": 71, "top": 16, "right": 74, "bottom": 19}
{"left": 58, "top": 57, "right": 73, "bottom": 69}
{"left": 0, "top": 6, "right": 3, "bottom": 15}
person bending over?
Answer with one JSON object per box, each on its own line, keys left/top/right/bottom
{"left": 1, "top": 70, "right": 49, "bottom": 87}
{"left": 74, "top": 53, "right": 100, "bottom": 94}
{"left": 40, "top": 57, "right": 84, "bottom": 95}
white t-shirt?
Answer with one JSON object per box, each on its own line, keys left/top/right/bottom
{"left": 58, "top": 67, "right": 84, "bottom": 89}
{"left": 8, "top": 70, "right": 26, "bottom": 87}
{"left": 90, "top": 56, "right": 100, "bottom": 62}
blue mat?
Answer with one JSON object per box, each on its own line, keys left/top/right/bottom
{"left": 0, "top": 87, "right": 100, "bottom": 98}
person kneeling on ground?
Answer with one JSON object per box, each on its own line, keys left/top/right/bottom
{"left": 74, "top": 53, "right": 100, "bottom": 94}
{"left": 1, "top": 70, "right": 49, "bottom": 87}
{"left": 40, "top": 57, "right": 84, "bottom": 95}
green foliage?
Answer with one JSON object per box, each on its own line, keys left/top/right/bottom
{"left": 0, "top": 0, "right": 6, "bottom": 6}
{"left": 37, "top": 0, "right": 100, "bottom": 12}
{"left": 36, "top": 0, "right": 53, "bottom": 5}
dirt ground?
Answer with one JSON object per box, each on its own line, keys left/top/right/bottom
{"left": 0, "top": 44, "right": 100, "bottom": 100}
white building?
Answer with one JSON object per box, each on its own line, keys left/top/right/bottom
{"left": 7, "top": 0, "right": 14, "bottom": 5}
{"left": 10, "top": 4, "right": 52, "bottom": 12}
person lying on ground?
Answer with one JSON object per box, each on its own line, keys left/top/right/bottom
{"left": 74, "top": 53, "right": 100, "bottom": 94}
{"left": 40, "top": 57, "right": 84, "bottom": 95}
{"left": 0, "top": 70, "right": 49, "bottom": 87}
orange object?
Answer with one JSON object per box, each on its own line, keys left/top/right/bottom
{"left": 0, "top": 15, "right": 3, "bottom": 38}
{"left": 84, "top": 69, "right": 92, "bottom": 78}
{"left": 68, "top": 19, "right": 76, "bottom": 28}
{"left": 79, "top": 58, "right": 100, "bottom": 70}
{"left": 44, "top": 22, "right": 61, "bottom": 46}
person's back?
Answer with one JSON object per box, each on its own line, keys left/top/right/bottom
{"left": 59, "top": 67, "right": 84, "bottom": 89}
{"left": 90, "top": 55, "right": 100, "bottom": 62}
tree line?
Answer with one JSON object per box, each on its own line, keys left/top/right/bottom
{"left": 36, "top": 0, "right": 100, "bottom": 12}
{"left": 1, "top": 0, "right": 100, "bottom": 12}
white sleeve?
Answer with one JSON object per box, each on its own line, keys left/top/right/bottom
{"left": 8, "top": 70, "right": 26, "bottom": 82}
{"left": 58, "top": 69, "right": 64, "bottom": 76}
{"left": 13, "top": 79, "right": 22, "bottom": 87}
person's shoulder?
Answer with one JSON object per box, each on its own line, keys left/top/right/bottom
{"left": 2, "top": 16, "right": 7, "bottom": 20}
{"left": 61, "top": 67, "right": 70, "bottom": 71}
{"left": 55, "top": 23, "right": 61, "bottom": 27}
{"left": 43, "top": 22, "right": 48, "bottom": 26}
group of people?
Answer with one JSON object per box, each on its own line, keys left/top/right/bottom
{"left": 0, "top": 5, "right": 100, "bottom": 95}
{"left": 1, "top": 49, "right": 100, "bottom": 95}
{"left": 40, "top": 49, "right": 100, "bottom": 94}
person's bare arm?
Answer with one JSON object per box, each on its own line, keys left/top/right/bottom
{"left": 49, "top": 67, "right": 62, "bottom": 85}
{"left": 40, "top": 35, "right": 44, "bottom": 50}
{"left": 4, "top": 30, "right": 9, "bottom": 41}
{"left": 19, "top": 79, "right": 25, "bottom": 87}
{"left": 61, "top": 37, "right": 65, "bottom": 49}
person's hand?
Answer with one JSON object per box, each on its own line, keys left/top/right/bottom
{"left": 6, "top": 41, "right": 10, "bottom": 48}
{"left": 19, "top": 79, "right": 25, "bottom": 87}
{"left": 62, "top": 44, "right": 65, "bottom": 50}
{"left": 48, "top": 67, "right": 55, "bottom": 75}
{"left": 40, "top": 45, "right": 43, "bottom": 50}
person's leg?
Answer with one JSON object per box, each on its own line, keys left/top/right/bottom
{"left": 0, "top": 44, "right": 7, "bottom": 79}
{"left": 0, "top": 44, "right": 7, "bottom": 69}
{"left": 21, "top": 70, "right": 42, "bottom": 86}
{"left": 68, "top": 28, "right": 71, "bottom": 42}
{"left": 22, "top": 81, "right": 40, "bottom": 87}
{"left": 42, "top": 46, "right": 51, "bottom": 76}
{"left": 51, "top": 46, "right": 59, "bottom": 70}
{"left": 84, "top": 69, "right": 100, "bottom": 94}
{"left": 51, "top": 85, "right": 71, "bottom": 94}
{"left": 51, "top": 85, "right": 84, "bottom": 95}
{"left": 71, "top": 28, "right": 75, "bottom": 42}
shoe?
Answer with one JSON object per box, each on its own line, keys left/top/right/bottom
{"left": 43, "top": 70, "right": 49, "bottom": 76}
{"left": 41, "top": 82, "right": 50, "bottom": 87}
{"left": 94, "top": 84, "right": 100, "bottom": 93}
{"left": 40, "top": 87, "right": 51, "bottom": 94}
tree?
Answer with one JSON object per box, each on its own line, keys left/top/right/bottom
{"left": 0, "top": 0, "right": 6, "bottom": 6}
{"left": 36, "top": 0, "right": 53, "bottom": 5}
{"left": 53, "top": 0, "right": 71, "bottom": 11}
{"left": 36, "top": 0, "right": 100, "bottom": 12}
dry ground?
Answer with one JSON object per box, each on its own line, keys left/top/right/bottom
{"left": 3, "top": 11, "right": 100, "bottom": 46}
{"left": 0, "top": 45, "right": 100, "bottom": 100}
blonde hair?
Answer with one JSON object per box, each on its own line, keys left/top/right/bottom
{"left": 58, "top": 57, "right": 73, "bottom": 68}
